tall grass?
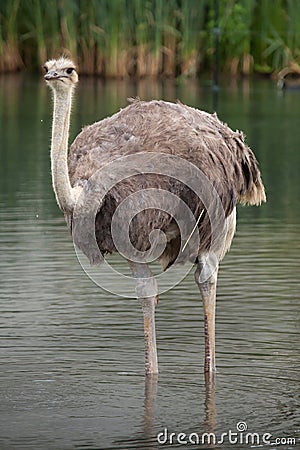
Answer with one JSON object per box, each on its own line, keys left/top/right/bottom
{"left": 179, "top": 0, "right": 208, "bottom": 76}
{"left": 0, "top": 0, "right": 300, "bottom": 77}
{"left": 0, "top": 0, "right": 23, "bottom": 72}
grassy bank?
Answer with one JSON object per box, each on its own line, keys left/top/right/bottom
{"left": 1, "top": 0, "right": 300, "bottom": 77}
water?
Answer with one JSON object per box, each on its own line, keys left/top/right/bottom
{"left": 0, "top": 74, "right": 299, "bottom": 449}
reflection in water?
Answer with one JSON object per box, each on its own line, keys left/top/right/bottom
{"left": 115, "top": 373, "right": 218, "bottom": 449}
{"left": 140, "top": 373, "right": 217, "bottom": 449}
{"left": 0, "top": 74, "right": 299, "bottom": 449}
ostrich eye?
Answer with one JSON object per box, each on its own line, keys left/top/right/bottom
{"left": 66, "top": 68, "right": 74, "bottom": 74}
{"left": 43, "top": 65, "right": 48, "bottom": 73}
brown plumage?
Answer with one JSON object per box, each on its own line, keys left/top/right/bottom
{"left": 44, "top": 57, "right": 266, "bottom": 376}
{"left": 68, "top": 99, "right": 265, "bottom": 267}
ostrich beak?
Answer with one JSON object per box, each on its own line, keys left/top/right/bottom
{"left": 44, "top": 71, "right": 60, "bottom": 81}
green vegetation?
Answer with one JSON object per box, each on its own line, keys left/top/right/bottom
{"left": 0, "top": 0, "right": 300, "bottom": 77}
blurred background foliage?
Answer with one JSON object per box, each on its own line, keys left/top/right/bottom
{"left": 1, "top": 0, "right": 300, "bottom": 77}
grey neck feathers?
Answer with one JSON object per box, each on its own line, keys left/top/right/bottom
{"left": 51, "top": 88, "right": 75, "bottom": 213}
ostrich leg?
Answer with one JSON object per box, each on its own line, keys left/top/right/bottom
{"left": 195, "top": 254, "right": 219, "bottom": 373}
{"left": 128, "top": 261, "right": 158, "bottom": 375}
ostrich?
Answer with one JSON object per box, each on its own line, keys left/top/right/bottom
{"left": 44, "top": 56, "right": 266, "bottom": 376}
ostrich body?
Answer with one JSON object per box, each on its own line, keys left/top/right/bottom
{"left": 44, "top": 57, "right": 266, "bottom": 375}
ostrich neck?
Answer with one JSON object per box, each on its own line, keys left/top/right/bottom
{"left": 51, "top": 88, "right": 75, "bottom": 213}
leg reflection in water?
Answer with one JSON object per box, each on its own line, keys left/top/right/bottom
{"left": 142, "top": 372, "right": 217, "bottom": 446}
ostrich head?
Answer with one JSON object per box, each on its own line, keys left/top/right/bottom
{"left": 44, "top": 56, "right": 79, "bottom": 214}
{"left": 43, "top": 56, "right": 78, "bottom": 92}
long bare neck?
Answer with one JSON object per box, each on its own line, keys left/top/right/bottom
{"left": 50, "top": 88, "right": 75, "bottom": 213}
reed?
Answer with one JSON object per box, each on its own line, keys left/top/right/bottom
{"left": 78, "top": 0, "right": 97, "bottom": 75}
{"left": 217, "top": 0, "right": 256, "bottom": 75}
{"left": 103, "top": 0, "right": 130, "bottom": 78}
{"left": 179, "top": 0, "right": 208, "bottom": 76}
{"left": 151, "top": 0, "right": 163, "bottom": 77}
{"left": 0, "top": 0, "right": 23, "bottom": 72}
{"left": 0, "top": 0, "right": 300, "bottom": 77}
